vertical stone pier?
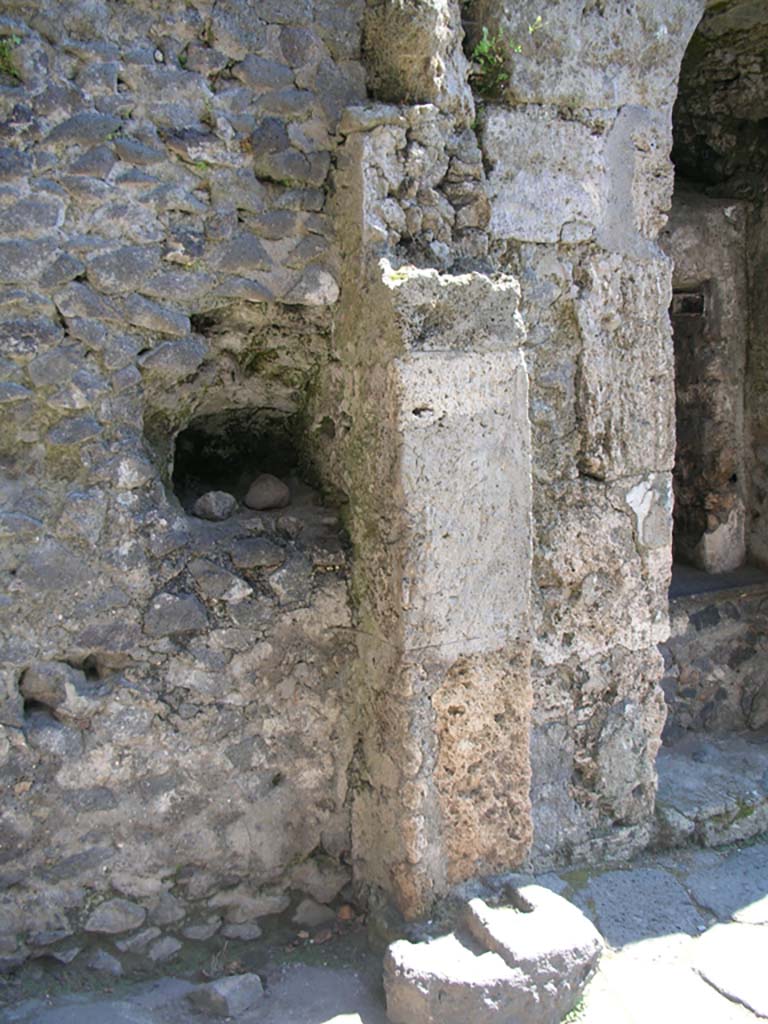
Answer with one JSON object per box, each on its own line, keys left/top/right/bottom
{"left": 314, "top": 121, "right": 533, "bottom": 916}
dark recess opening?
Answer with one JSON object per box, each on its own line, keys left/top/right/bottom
{"left": 172, "top": 409, "right": 303, "bottom": 510}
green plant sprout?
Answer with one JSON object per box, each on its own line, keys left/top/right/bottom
{"left": 0, "top": 35, "right": 22, "bottom": 80}
{"left": 469, "top": 16, "right": 542, "bottom": 98}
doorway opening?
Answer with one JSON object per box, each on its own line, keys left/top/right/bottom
{"left": 656, "top": 0, "right": 768, "bottom": 849}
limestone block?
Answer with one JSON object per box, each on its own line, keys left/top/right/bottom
{"left": 395, "top": 347, "right": 531, "bottom": 650}
{"left": 472, "top": 0, "right": 703, "bottom": 109}
{"left": 485, "top": 107, "right": 608, "bottom": 245}
{"left": 432, "top": 649, "right": 532, "bottom": 884}
{"left": 574, "top": 253, "right": 674, "bottom": 480}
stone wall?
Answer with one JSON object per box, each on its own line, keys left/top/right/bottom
{"left": 661, "top": 193, "right": 750, "bottom": 573}
{"left": 662, "top": 585, "right": 768, "bottom": 737}
{"left": 0, "top": 0, "right": 365, "bottom": 971}
{"left": 471, "top": 0, "right": 705, "bottom": 868}
{"left": 3, "top": 0, "right": 763, "bottom": 976}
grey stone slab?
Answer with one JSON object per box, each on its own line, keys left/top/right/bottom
{"left": 656, "top": 735, "right": 768, "bottom": 847}
{"left": 571, "top": 867, "right": 707, "bottom": 947}
{"left": 580, "top": 957, "right": 761, "bottom": 1024}
{"left": 682, "top": 842, "right": 768, "bottom": 923}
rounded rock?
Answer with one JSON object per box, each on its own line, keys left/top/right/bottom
{"left": 244, "top": 474, "right": 290, "bottom": 510}
{"left": 192, "top": 490, "right": 237, "bottom": 521}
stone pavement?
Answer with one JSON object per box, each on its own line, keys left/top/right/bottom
{"left": 2, "top": 835, "right": 766, "bottom": 1024}
{"left": 549, "top": 837, "right": 768, "bottom": 1023}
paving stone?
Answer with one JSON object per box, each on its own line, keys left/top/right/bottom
{"left": 693, "top": 922, "right": 768, "bottom": 1018}
{"left": 570, "top": 867, "right": 707, "bottom": 947}
{"left": 681, "top": 842, "right": 768, "bottom": 923}
{"left": 580, "top": 958, "right": 760, "bottom": 1024}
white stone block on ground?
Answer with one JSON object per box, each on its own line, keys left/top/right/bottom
{"left": 466, "top": 886, "right": 603, "bottom": 1021}
{"left": 385, "top": 888, "right": 602, "bottom": 1024}
{"left": 384, "top": 932, "right": 530, "bottom": 1024}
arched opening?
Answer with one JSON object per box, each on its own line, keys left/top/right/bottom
{"left": 655, "top": 1, "right": 768, "bottom": 847}
{"left": 664, "top": 0, "right": 768, "bottom": 592}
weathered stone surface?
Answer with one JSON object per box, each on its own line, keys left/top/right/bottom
{"left": 46, "top": 112, "right": 122, "bottom": 145}
{"left": 363, "top": 0, "right": 472, "bottom": 119}
{"left": 465, "top": 888, "right": 602, "bottom": 1018}
{"left": 192, "top": 491, "right": 237, "bottom": 522}
{"left": 292, "top": 898, "right": 336, "bottom": 928}
{"left": 385, "top": 889, "right": 601, "bottom": 1024}
{"left": 186, "top": 974, "right": 264, "bottom": 1018}
{"left": 384, "top": 934, "right": 532, "bottom": 1024}
{"left": 0, "top": 0, "right": 750, "bottom": 979}
{"left": 19, "top": 661, "right": 86, "bottom": 709}
{"left": 86, "top": 949, "right": 123, "bottom": 975}
{"left": 85, "top": 899, "right": 146, "bottom": 935}
{"left": 693, "top": 923, "right": 768, "bottom": 1018}
{"left": 138, "top": 337, "right": 207, "bottom": 381}
{"left": 228, "top": 538, "right": 286, "bottom": 570}
{"left": 147, "top": 935, "right": 181, "bottom": 963}
{"left": 143, "top": 593, "right": 208, "bottom": 637}
{"left": 244, "top": 474, "right": 291, "bottom": 510}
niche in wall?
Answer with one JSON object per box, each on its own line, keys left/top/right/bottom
{"left": 171, "top": 408, "right": 302, "bottom": 511}
{"left": 670, "top": 281, "right": 746, "bottom": 574}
